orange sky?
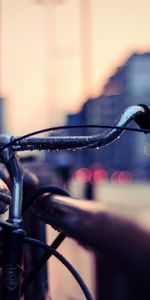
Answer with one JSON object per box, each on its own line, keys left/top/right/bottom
{"left": 1, "top": 0, "right": 150, "bottom": 134}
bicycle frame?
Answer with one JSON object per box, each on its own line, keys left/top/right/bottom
{"left": 0, "top": 104, "right": 149, "bottom": 299}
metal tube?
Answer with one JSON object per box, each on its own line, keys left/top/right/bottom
{"left": 6, "top": 153, "right": 23, "bottom": 223}
{"left": 0, "top": 134, "right": 23, "bottom": 223}
{"left": 32, "top": 193, "right": 150, "bottom": 278}
{"left": 8, "top": 105, "right": 147, "bottom": 152}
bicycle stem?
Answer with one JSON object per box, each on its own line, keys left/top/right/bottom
{"left": 6, "top": 154, "right": 23, "bottom": 224}
{"left": 0, "top": 135, "right": 23, "bottom": 224}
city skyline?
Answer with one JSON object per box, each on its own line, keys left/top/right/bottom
{"left": 63, "top": 52, "right": 150, "bottom": 181}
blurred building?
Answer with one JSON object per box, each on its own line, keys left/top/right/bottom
{"left": 64, "top": 52, "right": 150, "bottom": 181}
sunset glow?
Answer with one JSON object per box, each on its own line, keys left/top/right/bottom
{"left": 1, "top": 0, "right": 150, "bottom": 134}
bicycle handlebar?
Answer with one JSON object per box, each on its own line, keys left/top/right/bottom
{"left": 1, "top": 105, "right": 149, "bottom": 153}
{"left": 0, "top": 104, "right": 149, "bottom": 222}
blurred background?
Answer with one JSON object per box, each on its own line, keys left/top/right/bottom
{"left": 1, "top": 0, "right": 150, "bottom": 299}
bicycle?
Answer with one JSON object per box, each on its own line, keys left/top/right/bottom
{"left": 0, "top": 104, "right": 149, "bottom": 300}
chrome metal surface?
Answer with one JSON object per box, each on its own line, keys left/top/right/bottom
{"left": 9, "top": 105, "right": 146, "bottom": 152}
{"left": 6, "top": 154, "right": 23, "bottom": 223}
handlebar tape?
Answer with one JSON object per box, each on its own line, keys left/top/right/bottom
{"left": 135, "top": 104, "right": 150, "bottom": 131}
